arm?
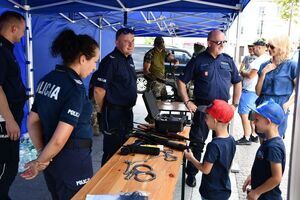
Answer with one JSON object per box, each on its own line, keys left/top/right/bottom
{"left": 282, "top": 78, "right": 297, "bottom": 112}
{"left": 166, "top": 53, "right": 179, "bottom": 65}
{"left": 177, "top": 79, "right": 197, "bottom": 112}
{"left": 143, "top": 62, "right": 151, "bottom": 75}
{"left": 184, "top": 150, "right": 213, "bottom": 174}
{"left": 255, "top": 63, "right": 276, "bottom": 96}
{"left": 27, "top": 112, "right": 44, "bottom": 152}
{"left": 0, "top": 86, "right": 20, "bottom": 140}
{"left": 21, "top": 121, "right": 74, "bottom": 180}
{"left": 94, "top": 86, "right": 106, "bottom": 112}
{"left": 247, "top": 162, "right": 282, "bottom": 200}
{"left": 232, "top": 81, "right": 242, "bottom": 109}
{"left": 240, "top": 69, "right": 258, "bottom": 79}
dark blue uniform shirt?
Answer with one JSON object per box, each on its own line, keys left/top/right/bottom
{"left": 31, "top": 65, "right": 93, "bottom": 143}
{"left": 200, "top": 136, "right": 236, "bottom": 200}
{"left": 179, "top": 50, "right": 241, "bottom": 103}
{"left": 0, "top": 35, "right": 27, "bottom": 104}
{"left": 251, "top": 137, "right": 286, "bottom": 200}
{"left": 93, "top": 48, "right": 137, "bottom": 107}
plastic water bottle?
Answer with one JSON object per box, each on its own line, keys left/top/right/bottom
{"left": 18, "top": 133, "right": 38, "bottom": 173}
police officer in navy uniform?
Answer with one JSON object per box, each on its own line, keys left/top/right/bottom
{"left": 0, "top": 11, "right": 26, "bottom": 199}
{"left": 92, "top": 28, "right": 136, "bottom": 166}
{"left": 20, "top": 29, "right": 100, "bottom": 200}
{"left": 178, "top": 29, "right": 242, "bottom": 187}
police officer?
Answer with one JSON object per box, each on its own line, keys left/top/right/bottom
{"left": 92, "top": 28, "right": 137, "bottom": 166}
{"left": 178, "top": 29, "right": 242, "bottom": 187}
{"left": 20, "top": 29, "right": 100, "bottom": 200}
{"left": 0, "top": 11, "right": 26, "bottom": 199}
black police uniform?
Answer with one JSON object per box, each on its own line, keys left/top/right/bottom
{"left": 92, "top": 48, "right": 137, "bottom": 166}
{"left": 0, "top": 35, "right": 27, "bottom": 199}
{"left": 179, "top": 50, "right": 241, "bottom": 178}
{"left": 31, "top": 65, "right": 93, "bottom": 199}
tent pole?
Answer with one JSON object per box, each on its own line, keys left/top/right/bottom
{"left": 25, "top": 11, "right": 34, "bottom": 110}
{"left": 99, "top": 16, "right": 102, "bottom": 61}
{"left": 288, "top": 53, "right": 300, "bottom": 199}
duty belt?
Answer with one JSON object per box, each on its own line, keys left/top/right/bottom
{"left": 106, "top": 102, "right": 133, "bottom": 111}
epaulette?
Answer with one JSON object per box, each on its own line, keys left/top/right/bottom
{"left": 222, "top": 53, "right": 233, "bottom": 59}
{"left": 73, "top": 79, "right": 83, "bottom": 85}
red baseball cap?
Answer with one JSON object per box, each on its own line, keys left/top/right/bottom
{"left": 198, "top": 99, "right": 234, "bottom": 123}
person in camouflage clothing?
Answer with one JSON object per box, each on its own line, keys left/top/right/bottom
{"left": 143, "top": 36, "right": 178, "bottom": 99}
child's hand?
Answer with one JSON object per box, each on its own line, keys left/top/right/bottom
{"left": 243, "top": 175, "right": 251, "bottom": 192}
{"left": 184, "top": 149, "right": 194, "bottom": 161}
{"left": 247, "top": 189, "right": 260, "bottom": 200}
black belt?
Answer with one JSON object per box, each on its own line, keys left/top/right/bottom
{"left": 106, "top": 102, "right": 132, "bottom": 111}
{"left": 64, "top": 139, "right": 92, "bottom": 149}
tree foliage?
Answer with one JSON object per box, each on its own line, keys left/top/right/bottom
{"left": 274, "top": 0, "right": 299, "bottom": 21}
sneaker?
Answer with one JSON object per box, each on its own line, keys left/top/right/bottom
{"left": 186, "top": 175, "right": 196, "bottom": 187}
{"left": 250, "top": 134, "right": 259, "bottom": 143}
{"left": 236, "top": 136, "right": 251, "bottom": 145}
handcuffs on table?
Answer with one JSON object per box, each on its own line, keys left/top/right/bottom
{"left": 123, "top": 148, "right": 177, "bottom": 182}
{"left": 124, "top": 164, "right": 156, "bottom": 182}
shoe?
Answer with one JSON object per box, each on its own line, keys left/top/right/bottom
{"left": 186, "top": 175, "right": 196, "bottom": 187}
{"left": 250, "top": 134, "right": 259, "bottom": 143}
{"left": 236, "top": 136, "right": 251, "bottom": 145}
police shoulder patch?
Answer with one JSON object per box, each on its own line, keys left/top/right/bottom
{"left": 73, "top": 79, "right": 83, "bottom": 85}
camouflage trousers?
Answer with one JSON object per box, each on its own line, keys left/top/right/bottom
{"left": 147, "top": 80, "right": 167, "bottom": 98}
{"left": 91, "top": 99, "right": 102, "bottom": 136}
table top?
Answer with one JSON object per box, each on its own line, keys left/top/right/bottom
{"left": 156, "top": 101, "right": 189, "bottom": 112}
{"left": 72, "top": 127, "right": 190, "bottom": 200}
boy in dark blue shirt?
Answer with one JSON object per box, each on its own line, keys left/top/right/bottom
{"left": 243, "top": 99, "right": 286, "bottom": 200}
{"left": 184, "top": 99, "right": 236, "bottom": 200}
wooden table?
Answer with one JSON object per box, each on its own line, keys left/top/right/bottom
{"left": 72, "top": 127, "right": 190, "bottom": 200}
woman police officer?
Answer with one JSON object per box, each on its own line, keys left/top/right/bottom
{"left": 21, "top": 29, "right": 100, "bottom": 199}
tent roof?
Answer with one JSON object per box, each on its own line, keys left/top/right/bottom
{"left": 1, "top": 0, "right": 250, "bottom": 37}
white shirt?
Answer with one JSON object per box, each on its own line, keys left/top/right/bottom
{"left": 242, "top": 53, "right": 270, "bottom": 92}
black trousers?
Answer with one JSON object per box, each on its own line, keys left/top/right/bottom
{"left": 0, "top": 103, "right": 24, "bottom": 199}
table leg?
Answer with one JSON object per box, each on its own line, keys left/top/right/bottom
{"left": 181, "top": 155, "right": 186, "bottom": 200}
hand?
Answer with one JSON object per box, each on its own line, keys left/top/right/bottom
{"left": 20, "top": 159, "right": 50, "bottom": 180}
{"left": 137, "top": 123, "right": 154, "bottom": 131}
{"left": 185, "top": 101, "right": 197, "bottom": 113}
{"left": 243, "top": 175, "right": 251, "bottom": 192}
{"left": 230, "top": 105, "right": 237, "bottom": 112}
{"left": 173, "top": 59, "right": 179, "bottom": 65}
{"left": 184, "top": 149, "right": 194, "bottom": 161}
{"left": 5, "top": 118, "right": 20, "bottom": 141}
{"left": 262, "top": 63, "right": 276, "bottom": 75}
{"left": 247, "top": 189, "right": 260, "bottom": 200}
{"left": 282, "top": 102, "right": 289, "bottom": 113}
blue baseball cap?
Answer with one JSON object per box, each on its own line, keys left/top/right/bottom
{"left": 249, "top": 99, "right": 285, "bottom": 125}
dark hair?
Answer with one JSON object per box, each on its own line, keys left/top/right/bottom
{"left": 51, "top": 29, "right": 99, "bottom": 65}
{"left": 116, "top": 28, "right": 134, "bottom": 40}
{"left": 0, "top": 11, "right": 25, "bottom": 30}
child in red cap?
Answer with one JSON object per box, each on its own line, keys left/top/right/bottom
{"left": 243, "top": 99, "right": 286, "bottom": 200}
{"left": 184, "top": 99, "right": 236, "bottom": 200}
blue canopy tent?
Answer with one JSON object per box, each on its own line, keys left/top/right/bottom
{"left": 0, "top": 0, "right": 250, "bottom": 139}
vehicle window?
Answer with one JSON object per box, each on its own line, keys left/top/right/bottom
{"left": 173, "top": 50, "right": 191, "bottom": 65}
{"left": 132, "top": 47, "right": 151, "bottom": 71}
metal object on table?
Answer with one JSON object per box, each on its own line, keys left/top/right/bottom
{"left": 161, "top": 149, "right": 177, "bottom": 161}
{"left": 124, "top": 164, "right": 156, "bottom": 182}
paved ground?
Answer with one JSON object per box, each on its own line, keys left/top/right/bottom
{"left": 9, "top": 95, "right": 292, "bottom": 199}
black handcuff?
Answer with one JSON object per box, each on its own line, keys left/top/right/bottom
{"left": 124, "top": 164, "right": 156, "bottom": 182}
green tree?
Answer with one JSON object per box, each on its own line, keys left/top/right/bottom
{"left": 275, "top": 0, "right": 299, "bottom": 20}
{"left": 144, "top": 37, "right": 155, "bottom": 45}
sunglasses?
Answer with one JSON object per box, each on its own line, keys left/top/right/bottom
{"left": 210, "top": 40, "right": 227, "bottom": 45}
{"left": 266, "top": 43, "right": 275, "bottom": 50}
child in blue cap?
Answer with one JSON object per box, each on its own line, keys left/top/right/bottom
{"left": 243, "top": 99, "right": 286, "bottom": 200}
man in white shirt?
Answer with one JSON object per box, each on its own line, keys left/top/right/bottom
{"left": 236, "top": 39, "right": 269, "bottom": 145}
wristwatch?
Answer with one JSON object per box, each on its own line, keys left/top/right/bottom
{"left": 184, "top": 100, "right": 191, "bottom": 106}
{"left": 233, "top": 103, "right": 239, "bottom": 108}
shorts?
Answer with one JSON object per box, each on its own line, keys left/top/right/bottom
{"left": 238, "top": 90, "right": 257, "bottom": 115}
